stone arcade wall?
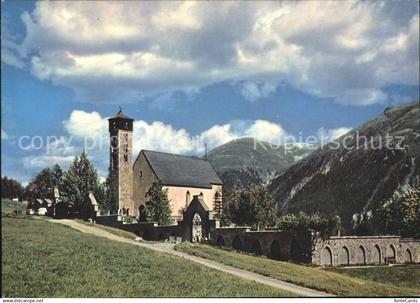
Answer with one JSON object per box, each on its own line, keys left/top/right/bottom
{"left": 95, "top": 214, "right": 419, "bottom": 266}
{"left": 313, "top": 236, "right": 420, "bottom": 266}
{"left": 210, "top": 228, "right": 313, "bottom": 262}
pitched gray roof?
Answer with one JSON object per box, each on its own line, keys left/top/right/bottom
{"left": 142, "top": 150, "right": 223, "bottom": 188}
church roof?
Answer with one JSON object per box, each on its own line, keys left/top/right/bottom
{"left": 142, "top": 150, "right": 223, "bottom": 188}
{"left": 108, "top": 110, "right": 134, "bottom": 120}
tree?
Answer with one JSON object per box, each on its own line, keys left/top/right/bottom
{"left": 51, "top": 163, "right": 64, "bottom": 188}
{"left": 276, "top": 212, "right": 340, "bottom": 237}
{"left": 60, "top": 151, "right": 102, "bottom": 214}
{"left": 141, "top": 181, "right": 172, "bottom": 225}
{"left": 221, "top": 184, "right": 276, "bottom": 229}
{"left": 21, "top": 164, "right": 64, "bottom": 202}
{"left": 23, "top": 168, "right": 55, "bottom": 201}
{"left": 98, "top": 176, "right": 115, "bottom": 214}
{"left": 369, "top": 187, "right": 420, "bottom": 238}
{"left": 1, "top": 176, "right": 24, "bottom": 200}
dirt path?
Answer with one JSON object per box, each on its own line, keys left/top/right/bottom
{"left": 51, "top": 219, "right": 332, "bottom": 297}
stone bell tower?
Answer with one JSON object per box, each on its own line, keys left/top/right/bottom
{"left": 108, "top": 109, "right": 134, "bottom": 214}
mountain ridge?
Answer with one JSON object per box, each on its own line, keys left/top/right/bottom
{"left": 207, "top": 137, "right": 314, "bottom": 189}
{"left": 268, "top": 101, "right": 420, "bottom": 233}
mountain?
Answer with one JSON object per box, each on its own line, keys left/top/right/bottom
{"left": 268, "top": 101, "right": 420, "bottom": 232}
{"left": 207, "top": 138, "right": 313, "bottom": 189}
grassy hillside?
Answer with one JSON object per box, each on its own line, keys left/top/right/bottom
{"left": 2, "top": 217, "right": 293, "bottom": 297}
{"left": 75, "top": 219, "right": 140, "bottom": 240}
{"left": 175, "top": 243, "right": 419, "bottom": 296}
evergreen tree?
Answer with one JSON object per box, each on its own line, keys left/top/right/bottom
{"left": 250, "top": 185, "right": 277, "bottom": 230}
{"left": 370, "top": 187, "right": 420, "bottom": 238}
{"left": 1, "top": 176, "right": 24, "bottom": 200}
{"left": 95, "top": 179, "right": 111, "bottom": 213}
{"left": 142, "top": 181, "right": 172, "bottom": 225}
{"left": 51, "top": 163, "right": 64, "bottom": 188}
{"left": 98, "top": 176, "right": 115, "bottom": 213}
{"left": 61, "top": 151, "right": 101, "bottom": 214}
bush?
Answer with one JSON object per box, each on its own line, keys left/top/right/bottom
{"left": 276, "top": 212, "right": 341, "bottom": 237}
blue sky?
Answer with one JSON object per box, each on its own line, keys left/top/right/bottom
{"left": 1, "top": 0, "right": 419, "bottom": 184}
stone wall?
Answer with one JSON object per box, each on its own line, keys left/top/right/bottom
{"left": 118, "top": 130, "right": 133, "bottom": 213}
{"left": 109, "top": 129, "right": 134, "bottom": 214}
{"left": 95, "top": 195, "right": 218, "bottom": 242}
{"left": 132, "top": 151, "right": 158, "bottom": 217}
{"left": 210, "top": 228, "right": 313, "bottom": 262}
{"left": 95, "top": 216, "right": 419, "bottom": 267}
{"left": 313, "top": 236, "right": 420, "bottom": 266}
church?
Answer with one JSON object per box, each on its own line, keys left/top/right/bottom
{"left": 108, "top": 110, "right": 223, "bottom": 221}
{"left": 96, "top": 110, "right": 419, "bottom": 264}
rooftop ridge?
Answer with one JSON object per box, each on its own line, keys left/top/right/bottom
{"left": 142, "top": 149, "right": 207, "bottom": 161}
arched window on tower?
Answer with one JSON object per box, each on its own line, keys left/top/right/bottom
{"left": 213, "top": 191, "right": 222, "bottom": 215}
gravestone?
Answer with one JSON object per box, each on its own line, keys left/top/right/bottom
{"left": 88, "top": 193, "right": 99, "bottom": 214}
{"left": 54, "top": 187, "right": 60, "bottom": 202}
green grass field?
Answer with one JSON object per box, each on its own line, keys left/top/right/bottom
{"left": 326, "top": 266, "right": 420, "bottom": 290}
{"left": 174, "top": 242, "right": 419, "bottom": 296}
{"left": 2, "top": 198, "right": 27, "bottom": 215}
{"left": 2, "top": 216, "right": 294, "bottom": 297}
{"left": 75, "top": 219, "right": 140, "bottom": 240}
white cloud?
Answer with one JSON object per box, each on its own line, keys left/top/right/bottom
{"left": 1, "top": 47, "right": 25, "bottom": 69}
{"left": 244, "top": 120, "right": 288, "bottom": 145}
{"left": 63, "top": 110, "right": 290, "bottom": 156}
{"left": 133, "top": 120, "right": 195, "bottom": 155}
{"left": 335, "top": 89, "right": 387, "bottom": 106}
{"left": 4, "top": 1, "right": 417, "bottom": 105}
{"left": 15, "top": 110, "right": 290, "bottom": 179}
{"left": 239, "top": 81, "right": 276, "bottom": 102}
{"left": 21, "top": 155, "right": 74, "bottom": 169}
{"left": 317, "top": 127, "right": 352, "bottom": 142}
{"left": 1, "top": 129, "right": 9, "bottom": 140}
{"left": 63, "top": 110, "right": 108, "bottom": 138}
{"left": 199, "top": 124, "right": 239, "bottom": 150}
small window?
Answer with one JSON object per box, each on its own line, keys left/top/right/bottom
{"left": 124, "top": 154, "right": 128, "bottom": 162}
{"left": 139, "top": 170, "right": 143, "bottom": 177}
